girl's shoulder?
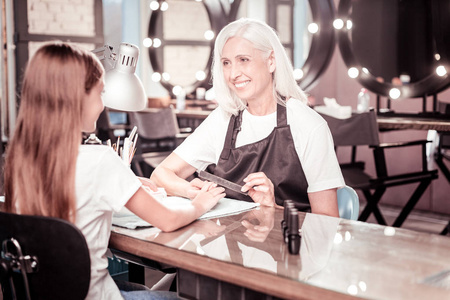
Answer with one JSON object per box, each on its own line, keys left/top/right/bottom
{"left": 79, "top": 144, "right": 112, "bottom": 155}
{"left": 78, "top": 144, "right": 120, "bottom": 165}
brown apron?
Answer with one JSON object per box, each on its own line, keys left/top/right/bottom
{"left": 207, "top": 104, "right": 310, "bottom": 210}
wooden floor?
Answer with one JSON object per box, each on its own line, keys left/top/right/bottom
{"left": 365, "top": 203, "right": 450, "bottom": 235}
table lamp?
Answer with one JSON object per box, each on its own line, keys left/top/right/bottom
{"left": 92, "top": 43, "right": 147, "bottom": 111}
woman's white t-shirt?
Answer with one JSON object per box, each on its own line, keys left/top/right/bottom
{"left": 75, "top": 145, "right": 141, "bottom": 300}
{"left": 174, "top": 98, "right": 345, "bottom": 193}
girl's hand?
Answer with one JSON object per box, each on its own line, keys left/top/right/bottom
{"left": 138, "top": 177, "right": 158, "bottom": 192}
{"left": 187, "top": 178, "right": 207, "bottom": 199}
{"left": 192, "top": 181, "right": 226, "bottom": 212}
{"left": 241, "top": 172, "right": 277, "bottom": 207}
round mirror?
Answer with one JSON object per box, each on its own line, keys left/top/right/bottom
{"left": 337, "top": 0, "right": 450, "bottom": 99}
{"left": 147, "top": 0, "right": 336, "bottom": 97}
{"left": 295, "top": 0, "right": 336, "bottom": 91}
{"left": 147, "top": 0, "right": 237, "bottom": 97}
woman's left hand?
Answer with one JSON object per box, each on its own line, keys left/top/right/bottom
{"left": 241, "top": 172, "right": 276, "bottom": 207}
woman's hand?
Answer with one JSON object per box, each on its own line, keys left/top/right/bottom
{"left": 191, "top": 181, "right": 226, "bottom": 213}
{"left": 241, "top": 172, "right": 277, "bottom": 207}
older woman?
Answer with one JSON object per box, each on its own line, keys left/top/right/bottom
{"left": 151, "top": 18, "right": 344, "bottom": 216}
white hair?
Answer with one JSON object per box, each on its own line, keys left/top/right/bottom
{"left": 212, "top": 18, "right": 307, "bottom": 115}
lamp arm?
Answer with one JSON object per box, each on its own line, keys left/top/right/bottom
{"left": 92, "top": 45, "right": 116, "bottom": 72}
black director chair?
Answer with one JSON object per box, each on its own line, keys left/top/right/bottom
{"left": 435, "top": 132, "right": 450, "bottom": 235}
{"left": 321, "top": 110, "right": 438, "bottom": 227}
{"left": 0, "top": 211, "right": 90, "bottom": 300}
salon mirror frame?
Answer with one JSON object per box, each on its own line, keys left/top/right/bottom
{"left": 147, "top": 0, "right": 240, "bottom": 97}
{"left": 296, "top": 0, "right": 336, "bottom": 91}
{"left": 337, "top": 0, "right": 450, "bottom": 101}
{"left": 147, "top": 0, "right": 336, "bottom": 97}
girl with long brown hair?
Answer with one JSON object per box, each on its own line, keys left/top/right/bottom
{"left": 4, "top": 41, "right": 225, "bottom": 300}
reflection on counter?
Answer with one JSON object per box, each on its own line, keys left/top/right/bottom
{"left": 299, "top": 213, "right": 340, "bottom": 280}
{"left": 111, "top": 205, "right": 450, "bottom": 299}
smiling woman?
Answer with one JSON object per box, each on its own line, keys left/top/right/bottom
{"left": 151, "top": 18, "right": 345, "bottom": 218}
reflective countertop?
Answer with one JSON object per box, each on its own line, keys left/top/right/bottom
{"left": 111, "top": 206, "right": 450, "bottom": 299}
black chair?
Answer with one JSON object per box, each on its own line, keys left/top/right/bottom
{"left": 0, "top": 211, "right": 90, "bottom": 300}
{"left": 435, "top": 132, "right": 450, "bottom": 235}
{"left": 321, "top": 110, "right": 439, "bottom": 227}
{"left": 128, "top": 107, "right": 190, "bottom": 177}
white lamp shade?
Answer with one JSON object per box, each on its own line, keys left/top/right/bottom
{"left": 103, "top": 70, "right": 146, "bottom": 111}
{"left": 102, "top": 43, "right": 147, "bottom": 111}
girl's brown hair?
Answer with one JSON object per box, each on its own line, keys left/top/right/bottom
{"left": 4, "top": 42, "right": 103, "bottom": 222}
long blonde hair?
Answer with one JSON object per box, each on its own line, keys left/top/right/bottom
{"left": 4, "top": 42, "right": 104, "bottom": 222}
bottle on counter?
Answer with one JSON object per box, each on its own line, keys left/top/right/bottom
{"left": 357, "top": 88, "right": 370, "bottom": 113}
{"left": 176, "top": 88, "right": 186, "bottom": 111}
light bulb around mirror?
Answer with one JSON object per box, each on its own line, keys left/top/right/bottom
{"left": 436, "top": 65, "right": 447, "bottom": 77}
{"left": 172, "top": 85, "right": 183, "bottom": 96}
{"left": 153, "top": 38, "right": 162, "bottom": 48}
{"left": 348, "top": 67, "right": 359, "bottom": 78}
{"left": 162, "top": 72, "right": 171, "bottom": 81}
{"left": 346, "top": 20, "right": 353, "bottom": 30}
{"left": 160, "top": 1, "right": 169, "bottom": 11}
{"left": 151, "top": 72, "right": 162, "bottom": 82}
{"left": 435, "top": 53, "right": 441, "bottom": 61}
{"left": 389, "top": 88, "right": 401, "bottom": 99}
{"left": 333, "top": 19, "right": 344, "bottom": 30}
{"left": 307, "top": 23, "right": 319, "bottom": 34}
{"left": 204, "top": 30, "right": 215, "bottom": 40}
{"left": 195, "top": 70, "right": 206, "bottom": 81}
{"left": 150, "top": 1, "right": 159, "bottom": 10}
{"left": 143, "top": 38, "right": 152, "bottom": 48}
{"left": 293, "top": 68, "right": 304, "bottom": 80}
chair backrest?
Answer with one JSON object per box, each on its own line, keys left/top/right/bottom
{"left": 337, "top": 186, "right": 360, "bottom": 220}
{"left": 128, "top": 107, "right": 180, "bottom": 140}
{"left": 96, "top": 108, "right": 129, "bottom": 142}
{"left": 0, "top": 211, "right": 90, "bottom": 300}
{"left": 320, "top": 110, "right": 380, "bottom": 147}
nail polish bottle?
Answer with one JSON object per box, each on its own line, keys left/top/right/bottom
{"left": 283, "top": 201, "right": 295, "bottom": 243}
{"left": 288, "top": 209, "right": 300, "bottom": 255}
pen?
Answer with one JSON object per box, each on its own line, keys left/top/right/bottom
{"left": 129, "top": 126, "right": 138, "bottom": 142}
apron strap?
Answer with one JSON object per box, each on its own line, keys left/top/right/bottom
{"left": 277, "top": 103, "right": 287, "bottom": 126}
{"left": 220, "top": 111, "right": 243, "bottom": 160}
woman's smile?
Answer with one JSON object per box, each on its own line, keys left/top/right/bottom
{"left": 234, "top": 80, "right": 250, "bottom": 88}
